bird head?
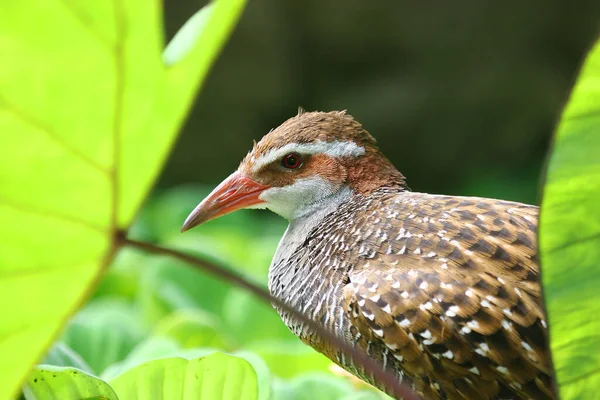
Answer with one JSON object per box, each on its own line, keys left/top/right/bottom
{"left": 181, "top": 110, "right": 405, "bottom": 231}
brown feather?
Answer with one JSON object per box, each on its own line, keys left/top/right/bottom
{"left": 271, "top": 189, "right": 553, "bottom": 400}
{"left": 235, "top": 111, "right": 556, "bottom": 399}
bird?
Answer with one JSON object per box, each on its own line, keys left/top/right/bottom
{"left": 181, "top": 110, "right": 555, "bottom": 400}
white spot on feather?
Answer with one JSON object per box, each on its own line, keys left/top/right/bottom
{"left": 442, "top": 350, "right": 454, "bottom": 359}
{"left": 521, "top": 341, "right": 534, "bottom": 352}
{"left": 475, "top": 342, "right": 490, "bottom": 356}
{"left": 446, "top": 305, "right": 460, "bottom": 317}
{"left": 398, "top": 318, "right": 411, "bottom": 328}
{"left": 396, "top": 228, "right": 406, "bottom": 240}
{"left": 467, "top": 320, "right": 480, "bottom": 329}
{"left": 510, "top": 382, "right": 522, "bottom": 390}
{"left": 362, "top": 310, "right": 375, "bottom": 321}
{"left": 496, "top": 366, "right": 509, "bottom": 375}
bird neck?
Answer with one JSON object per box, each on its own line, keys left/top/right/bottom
{"left": 269, "top": 186, "right": 354, "bottom": 278}
{"left": 344, "top": 148, "right": 407, "bottom": 195}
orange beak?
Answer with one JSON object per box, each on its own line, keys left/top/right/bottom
{"left": 181, "top": 172, "right": 269, "bottom": 232}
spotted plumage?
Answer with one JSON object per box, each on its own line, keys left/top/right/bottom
{"left": 182, "top": 111, "right": 555, "bottom": 399}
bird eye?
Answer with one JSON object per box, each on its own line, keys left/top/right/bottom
{"left": 281, "top": 152, "right": 303, "bottom": 169}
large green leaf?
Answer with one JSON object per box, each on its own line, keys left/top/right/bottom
{"left": 109, "top": 352, "right": 258, "bottom": 400}
{"left": 0, "top": 0, "right": 246, "bottom": 397}
{"left": 101, "top": 337, "right": 272, "bottom": 400}
{"left": 540, "top": 39, "right": 600, "bottom": 398}
{"left": 22, "top": 365, "right": 118, "bottom": 400}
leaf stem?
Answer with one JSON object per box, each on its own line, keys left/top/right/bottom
{"left": 122, "top": 237, "right": 420, "bottom": 400}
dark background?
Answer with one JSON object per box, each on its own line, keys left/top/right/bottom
{"left": 159, "top": 1, "right": 600, "bottom": 205}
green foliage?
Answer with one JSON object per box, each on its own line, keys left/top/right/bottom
{"left": 23, "top": 366, "right": 118, "bottom": 400}
{"left": 246, "top": 341, "right": 333, "bottom": 379}
{"left": 22, "top": 353, "right": 260, "bottom": 400}
{"left": 540, "top": 39, "right": 600, "bottom": 398}
{"left": 17, "top": 187, "right": 386, "bottom": 399}
{"left": 0, "top": 0, "right": 246, "bottom": 397}
{"left": 62, "top": 300, "right": 147, "bottom": 375}
{"left": 42, "top": 343, "right": 93, "bottom": 374}
{"left": 109, "top": 353, "right": 258, "bottom": 400}
{"left": 272, "top": 374, "right": 384, "bottom": 400}
{"left": 152, "top": 309, "right": 232, "bottom": 350}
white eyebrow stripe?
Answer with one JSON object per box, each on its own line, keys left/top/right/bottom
{"left": 252, "top": 140, "right": 365, "bottom": 172}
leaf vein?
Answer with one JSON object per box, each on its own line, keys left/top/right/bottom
{"left": 546, "top": 231, "right": 600, "bottom": 253}
{"left": 0, "top": 96, "right": 110, "bottom": 175}
{"left": 0, "top": 197, "right": 106, "bottom": 233}
{"left": 0, "top": 259, "right": 98, "bottom": 280}
{"left": 561, "top": 366, "right": 600, "bottom": 386}
{"left": 111, "top": 0, "right": 126, "bottom": 233}
{"left": 59, "top": 0, "right": 115, "bottom": 50}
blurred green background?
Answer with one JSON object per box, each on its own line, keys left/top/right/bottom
{"left": 162, "top": 0, "right": 600, "bottom": 204}
{"left": 23, "top": 2, "right": 600, "bottom": 399}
